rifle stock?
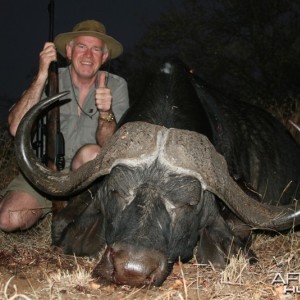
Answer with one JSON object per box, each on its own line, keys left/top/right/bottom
{"left": 46, "top": 61, "right": 63, "bottom": 171}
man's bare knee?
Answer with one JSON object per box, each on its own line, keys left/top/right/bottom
{"left": 71, "top": 144, "right": 102, "bottom": 170}
{"left": 0, "top": 191, "right": 43, "bottom": 232}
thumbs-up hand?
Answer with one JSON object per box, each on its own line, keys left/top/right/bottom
{"left": 95, "top": 72, "right": 112, "bottom": 112}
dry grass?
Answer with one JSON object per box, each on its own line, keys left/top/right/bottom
{"left": 0, "top": 221, "right": 299, "bottom": 299}
{"left": 0, "top": 126, "right": 18, "bottom": 190}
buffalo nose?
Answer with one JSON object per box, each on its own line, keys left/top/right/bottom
{"left": 92, "top": 243, "right": 169, "bottom": 287}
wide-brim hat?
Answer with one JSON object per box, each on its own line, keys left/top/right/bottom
{"left": 54, "top": 20, "right": 123, "bottom": 59}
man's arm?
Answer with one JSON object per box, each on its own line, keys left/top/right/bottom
{"left": 95, "top": 72, "right": 118, "bottom": 146}
{"left": 96, "top": 111, "right": 117, "bottom": 147}
{"left": 8, "top": 76, "right": 46, "bottom": 136}
{"left": 8, "top": 42, "right": 56, "bottom": 136}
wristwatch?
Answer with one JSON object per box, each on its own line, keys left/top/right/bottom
{"left": 99, "top": 111, "right": 115, "bottom": 122}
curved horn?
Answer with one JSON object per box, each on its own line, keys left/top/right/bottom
{"left": 15, "top": 98, "right": 163, "bottom": 196}
{"left": 162, "top": 128, "right": 300, "bottom": 231}
{"left": 289, "top": 120, "right": 300, "bottom": 133}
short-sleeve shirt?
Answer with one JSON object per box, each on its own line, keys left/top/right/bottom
{"left": 47, "top": 66, "right": 129, "bottom": 168}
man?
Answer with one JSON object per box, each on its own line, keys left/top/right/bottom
{"left": 0, "top": 20, "right": 129, "bottom": 232}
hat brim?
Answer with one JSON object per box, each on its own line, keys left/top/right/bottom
{"left": 54, "top": 31, "right": 123, "bottom": 59}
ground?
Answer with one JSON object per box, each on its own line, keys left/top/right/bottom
{"left": 0, "top": 214, "right": 299, "bottom": 300}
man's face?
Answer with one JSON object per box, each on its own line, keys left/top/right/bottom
{"left": 66, "top": 35, "right": 108, "bottom": 80}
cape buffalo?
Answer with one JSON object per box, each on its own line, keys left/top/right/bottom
{"left": 15, "top": 57, "right": 300, "bottom": 287}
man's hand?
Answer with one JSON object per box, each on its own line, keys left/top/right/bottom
{"left": 95, "top": 72, "right": 112, "bottom": 112}
{"left": 38, "top": 42, "right": 57, "bottom": 81}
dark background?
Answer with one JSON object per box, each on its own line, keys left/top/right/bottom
{"left": 1, "top": 0, "right": 299, "bottom": 125}
{"left": 0, "top": 0, "right": 178, "bottom": 122}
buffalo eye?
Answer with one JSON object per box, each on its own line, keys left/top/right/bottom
{"left": 165, "top": 176, "right": 202, "bottom": 207}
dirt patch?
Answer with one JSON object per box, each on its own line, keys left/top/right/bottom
{"left": 0, "top": 126, "right": 18, "bottom": 191}
{"left": 0, "top": 215, "right": 299, "bottom": 300}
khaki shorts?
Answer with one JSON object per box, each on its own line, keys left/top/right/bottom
{"left": 0, "top": 172, "right": 52, "bottom": 215}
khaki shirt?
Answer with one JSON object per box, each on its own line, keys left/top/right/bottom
{"left": 49, "top": 66, "right": 129, "bottom": 168}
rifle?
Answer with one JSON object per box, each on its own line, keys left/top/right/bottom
{"left": 46, "top": 0, "right": 65, "bottom": 172}
{"left": 33, "top": 0, "right": 65, "bottom": 170}
{"left": 46, "top": 0, "right": 66, "bottom": 214}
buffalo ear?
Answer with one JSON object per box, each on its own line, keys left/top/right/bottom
{"left": 51, "top": 186, "right": 105, "bottom": 257}
{"left": 196, "top": 211, "right": 257, "bottom": 268}
{"left": 197, "top": 227, "right": 227, "bottom": 268}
